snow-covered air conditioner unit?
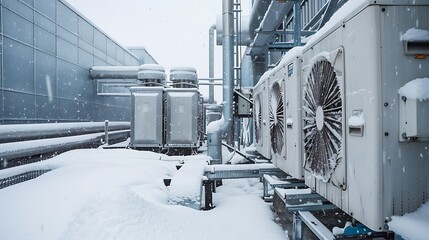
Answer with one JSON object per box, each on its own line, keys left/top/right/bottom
{"left": 266, "top": 47, "right": 304, "bottom": 180}
{"left": 301, "top": 0, "right": 429, "bottom": 232}
{"left": 253, "top": 75, "right": 271, "bottom": 159}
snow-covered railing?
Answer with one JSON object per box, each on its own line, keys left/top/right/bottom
{"left": 0, "top": 122, "right": 130, "bottom": 143}
{"left": 0, "top": 169, "right": 51, "bottom": 189}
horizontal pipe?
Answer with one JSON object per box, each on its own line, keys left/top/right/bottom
{"left": 90, "top": 66, "right": 139, "bottom": 79}
{"left": 0, "top": 130, "right": 130, "bottom": 169}
{"left": 0, "top": 122, "right": 130, "bottom": 143}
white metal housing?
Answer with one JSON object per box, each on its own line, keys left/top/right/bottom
{"left": 129, "top": 87, "right": 164, "bottom": 148}
{"left": 299, "top": 0, "right": 429, "bottom": 231}
{"left": 253, "top": 76, "right": 271, "bottom": 159}
{"left": 265, "top": 47, "right": 304, "bottom": 179}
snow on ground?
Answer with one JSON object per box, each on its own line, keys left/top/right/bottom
{"left": 389, "top": 201, "right": 429, "bottom": 240}
{"left": 0, "top": 149, "right": 286, "bottom": 240}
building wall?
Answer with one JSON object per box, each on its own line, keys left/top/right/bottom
{"left": 0, "top": 0, "right": 142, "bottom": 124}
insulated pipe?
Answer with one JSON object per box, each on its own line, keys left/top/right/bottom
{"left": 89, "top": 66, "right": 139, "bottom": 79}
{"left": 209, "top": 24, "right": 216, "bottom": 104}
{"left": 207, "top": 0, "right": 235, "bottom": 164}
{"left": 0, "top": 122, "right": 130, "bottom": 144}
{"left": 220, "top": 0, "right": 234, "bottom": 142}
{"left": 248, "top": 0, "right": 272, "bottom": 39}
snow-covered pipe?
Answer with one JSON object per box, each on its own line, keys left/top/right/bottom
{"left": 89, "top": 66, "right": 139, "bottom": 79}
{"left": 207, "top": 0, "right": 235, "bottom": 163}
{"left": 0, "top": 122, "right": 130, "bottom": 144}
{"left": 209, "top": 24, "right": 216, "bottom": 104}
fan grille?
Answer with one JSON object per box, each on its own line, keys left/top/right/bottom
{"left": 269, "top": 81, "right": 284, "bottom": 154}
{"left": 254, "top": 94, "right": 262, "bottom": 144}
{"left": 303, "top": 59, "right": 342, "bottom": 180}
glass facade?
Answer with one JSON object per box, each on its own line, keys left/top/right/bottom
{"left": 0, "top": 0, "right": 143, "bottom": 124}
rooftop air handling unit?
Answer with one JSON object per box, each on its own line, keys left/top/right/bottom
{"left": 129, "top": 64, "right": 166, "bottom": 150}
{"left": 164, "top": 67, "right": 202, "bottom": 154}
{"left": 266, "top": 47, "right": 304, "bottom": 180}
{"left": 253, "top": 73, "right": 271, "bottom": 160}
{"left": 300, "top": 0, "right": 429, "bottom": 232}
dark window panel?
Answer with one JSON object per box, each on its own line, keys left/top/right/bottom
{"left": 94, "top": 29, "right": 107, "bottom": 52}
{"left": 57, "top": 37, "right": 78, "bottom": 64}
{"left": 4, "top": 91, "right": 35, "bottom": 120}
{"left": 57, "top": 2, "right": 78, "bottom": 34}
{"left": 58, "top": 26, "right": 78, "bottom": 45}
{"left": 78, "top": 39, "right": 93, "bottom": 54}
{"left": 116, "top": 47, "right": 125, "bottom": 64}
{"left": 78, "top": 48, "right": 93, "bottom": 68}
{"left": 77, "top": 67, "right": 94, "bottom": 102}
{"left": 3, "top": 9, "right": 33, "bottom": 45}
{"left": 35, "top": 13, "right": 56, "bottom": 34}
{"left": 107, "top": 56, "right": 116, "bottom": 66}
{"left": 94, "top": 57, "right": 106, "bottom": 66}
{"left": 3, "top": 38, "right": 34, "bottom": 92}
{"left": 94, "top": 47, "right": 106, "bottom": 61}
{"left": 35, "top": 50, "right": 56, "bottom": 96}
{"left": 78, "top": 18, "right": 94, "bottom": 44}
{"left": 2, "top": 0, "right": 33, "bottom": 22}
{"left": 58, "top": 99, "right": 79, "bottom": 120}
{"left": 107, "top": 39, "right": 116, "bottom": 58}
{"left": 36, "top": 96, "right": 57, "bottom": 121}
{"left": 35, "top": 0, "right": 56, "bottom": 20}
{"left": 21, "top": 0, "right": 34, "bottom": 7}
{"left": 35, "top": 26, "right": 56, "bottom": 55}
{"left": 57, "top": 60, "right": 79, "bottom": 100}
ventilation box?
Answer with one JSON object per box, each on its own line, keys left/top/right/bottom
{"left": 253, "top": 76, "right": 271, "bottom": 159}
{"left": 265, "top": 47, "right": 304, "bottom": 180}
{"left": 300, "top": 0, "right": 429, "bottom": 231}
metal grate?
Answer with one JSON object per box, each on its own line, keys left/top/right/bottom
{"left": 0, "top": 170, "right": 52, "bottom": 189}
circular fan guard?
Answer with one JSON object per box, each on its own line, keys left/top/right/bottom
{"left": 303, "top": 59, "right": 342, "bottom": 180}
{"left": 269, "top": 81, "right": 284, "bottom": 154}
{"left": 254, "top": 94, "right": 262, "bottom": 144}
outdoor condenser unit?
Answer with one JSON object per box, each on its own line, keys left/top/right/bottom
{"left": 164, "top": 67, "right": 201, "bottom": 150}
{"left": 265, "top": 47, "right": 304, "bottom": 180}
{"left": 299, "top": 0, "right": 429, "bottom": 231}
{"left": 129, "top": 64, "right": 166, "bottom": 149}
{"left": 253, "top": 72, "right": 271, "bottom": 160}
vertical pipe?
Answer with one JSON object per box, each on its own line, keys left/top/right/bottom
{"left": 220, "top": 0, "right": 234, "bottom": 143}
{"left": 104, "top": 120, "right": 109, "bottom": 145}
{"left": 294, "top": 0, "right": 302, "bottom": 46}
{"left": 209, "top": 24, "right": 216, "bottom": 104}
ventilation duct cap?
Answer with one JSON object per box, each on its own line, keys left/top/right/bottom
{"left": 170, "top": 66, "right": 198, "bottom": 88}
{"left": 137, "top": 64, "right": 166, "bottom": 86}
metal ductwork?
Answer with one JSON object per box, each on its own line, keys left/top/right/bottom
{"left": 89, "top": 66, "right": 140, "bottom": 79}
{"left": 208, "top": 0, "right": 234, "bottom": 164}
{"left": 248, "top": 0, "right": 272, "bottom": 40}
{"left": 209, "top": 24, "right": 216, "bottom": 104}
{"left": 216, "top": 15, "right": 252, "bottom": 46}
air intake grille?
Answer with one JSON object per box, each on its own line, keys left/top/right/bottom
{"left": 303, "top": 59, "right": 342, "bottom": 180}
{"left": 269, "top": 81, "right": 284, "bottom": 154}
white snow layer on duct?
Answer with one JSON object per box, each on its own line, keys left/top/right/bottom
{"left": 398, "top": 78, "right": 429, "bottom": 101}
{"left": 400, "top": 27, "right": 429, "bottom": 41}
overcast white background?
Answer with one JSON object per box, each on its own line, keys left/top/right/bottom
{"left": 67, "top": 0, "right": 252, "bottom": 103}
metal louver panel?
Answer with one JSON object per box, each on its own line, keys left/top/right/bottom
{"left": 269, "top": 81, "right": 285, "bottom": 154}
{"left": 254, "top": 94, "right": 262, "bottom": 144}
{"left": 303, "top": 58, "right": 342, "bottom": 181}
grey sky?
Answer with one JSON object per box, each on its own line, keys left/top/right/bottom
{"left": 66, "top": 0, "right": 251, "bottom": 103}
